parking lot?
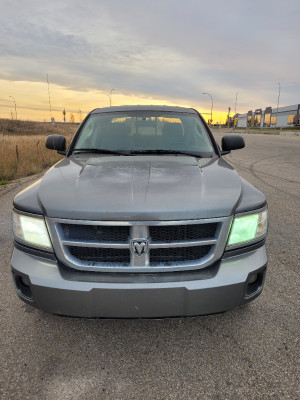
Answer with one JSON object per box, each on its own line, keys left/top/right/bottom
{"left": 0, "top": 131, "right": 299, "bottom": 399}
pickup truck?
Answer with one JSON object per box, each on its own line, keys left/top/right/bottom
{"left": 11, "top": 105, "right": 268, "bottom": 318}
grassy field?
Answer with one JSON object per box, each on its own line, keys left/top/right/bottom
{"left": 0, "top": 119, "right": 78, "bottom": 184}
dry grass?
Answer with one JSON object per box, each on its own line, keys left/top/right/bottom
{"left": 0, "top": 118, "right": 78, "bottom": 136}
{"left": 0, "top": 119, "right": 78, "bottom": 183}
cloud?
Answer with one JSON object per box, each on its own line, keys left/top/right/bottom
{"left": 0, "top": 0, "right": 299, "bottom": 113}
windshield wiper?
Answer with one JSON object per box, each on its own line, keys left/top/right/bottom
{"left": 71, "top": 148, "right": 212, "bottom": 158}
{"left": 71, "top": 148, "right": 130, "bottom": 155}
{"left": 128, "top": 150, "right": 211, "bottom": 157}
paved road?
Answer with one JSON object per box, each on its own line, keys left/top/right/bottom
{"left": 0, "top": 133, "right": 299, "bottom": 399}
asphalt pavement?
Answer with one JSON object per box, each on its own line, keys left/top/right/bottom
{"left": 0, "top": 132, "right": 299, "bottom": 399}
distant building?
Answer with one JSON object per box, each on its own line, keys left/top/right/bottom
{"left": 235, "top": 104, "right": 300, "bottom": 128}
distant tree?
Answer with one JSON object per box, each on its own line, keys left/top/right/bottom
{"left": 77, "top": 109, "right": 83, "bottom": 122}
{"left": 69, "top": 113, "right": 75, "bottom": 124}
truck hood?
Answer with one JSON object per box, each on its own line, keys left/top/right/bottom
{"left": 37, "top": 155, "right": 242, "bottom": 220}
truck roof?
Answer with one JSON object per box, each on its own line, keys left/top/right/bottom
{"left": 91, "top": 105, "right": 198, "bottom": 114}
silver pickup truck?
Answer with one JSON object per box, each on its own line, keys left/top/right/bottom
{"left": 11, "top": 105, "right": 268, "bottom": 318}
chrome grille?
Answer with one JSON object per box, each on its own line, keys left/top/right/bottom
{"left": 46, "top": 217, "right": 232, "bottom": 273}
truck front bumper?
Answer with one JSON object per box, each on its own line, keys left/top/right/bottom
{"left": 11, "top": 245, "right": 267, "bottom": 318}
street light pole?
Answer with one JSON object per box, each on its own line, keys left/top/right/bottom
{"left": 9, "top": 96, "right": 17, "bottom": 119}
{"left": 107, "top": 88, "right": 115, "bottom": 107}
{"left": 235, "top": 92, "right": 238, "bottom": 115}
{"left": 275, "top": 82, "right": 280, "bottom": 128}
{"left": 233, "top": 92, "right": 238, "bottom": 131}
{"left": 202, "top": 92, "right": 213, "bottom": 125}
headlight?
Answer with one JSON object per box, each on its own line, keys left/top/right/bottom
{"left": 227, "top": 209, "right": 268, "bottom": 248}
{"left": 12, "top": 211, "right": 53, "bottom": 251}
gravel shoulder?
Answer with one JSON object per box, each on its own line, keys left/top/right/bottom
{"left": 0, "top": 173, "right": 43, "bottom": 196}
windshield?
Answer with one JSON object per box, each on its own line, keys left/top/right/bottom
{"left": 73, "top": 111, "right": 215, "bottom": 156}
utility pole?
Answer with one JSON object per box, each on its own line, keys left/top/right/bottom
{"left": 9, "top": 96, "right": 17, "bottom": 119}
{"left": 47, "top": 74, "right": 52, "bottom": 121}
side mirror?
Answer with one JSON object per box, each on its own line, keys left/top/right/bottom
{"left": 46, "top": 134, "right": 66, "bottom": 153}
{"left": 221, "top": 135, "right": 245, "bottom": 154}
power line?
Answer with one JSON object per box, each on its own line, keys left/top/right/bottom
{"left": 0, "top": 103, "right": 89, "bottom": 113}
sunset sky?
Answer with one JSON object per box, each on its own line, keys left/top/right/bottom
{"left": 0, "top": 0, "right": 299, "bottom": 123}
